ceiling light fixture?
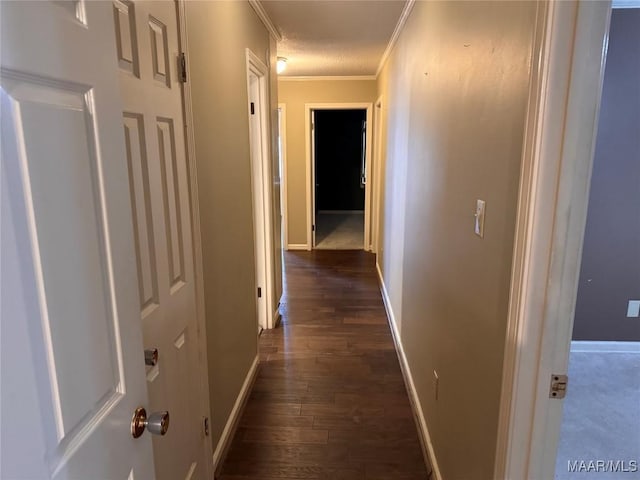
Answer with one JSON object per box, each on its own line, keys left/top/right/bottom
{"left": 276, "top": 57, "right": 287, "bottom": 74}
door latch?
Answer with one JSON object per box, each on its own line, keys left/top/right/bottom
{"left": 549, "top": 374, "right": 568, "bottom": 399}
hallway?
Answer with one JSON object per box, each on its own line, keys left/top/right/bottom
{"left": 218, "top": 251, "right": 430, "bottom": 479}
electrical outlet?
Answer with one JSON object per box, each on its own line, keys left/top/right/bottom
{"left": 627, "top": 300, "right": 640, "bottom": 318}
{"left": 433, "top": 370, "right": 439, "bottom": 401}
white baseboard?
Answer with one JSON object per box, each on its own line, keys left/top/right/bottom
{"left": 571, "top": 340, "right": 640, "bottom": 353}
{"left": 286, "top": 243, "right": 308, "bottom": 251}
{"left": 212, "top": 355, "right": 259, "bottom": 473}
{"left": 376, "top": 262, "right": 442, "bottom": 480}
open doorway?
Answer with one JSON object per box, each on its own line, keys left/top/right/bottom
{"left": 312, "top": 108, "right": 368, "bottom": 250}
{"left": 554, "top": 7, "right": 640, "bottom": 478}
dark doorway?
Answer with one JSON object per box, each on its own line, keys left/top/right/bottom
{"left": 314, "top": 109, "right": 366, "bottom": 249}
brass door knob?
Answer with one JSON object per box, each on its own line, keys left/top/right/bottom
{"left": 131, "top": 407, "right": 170, "bottom": 438}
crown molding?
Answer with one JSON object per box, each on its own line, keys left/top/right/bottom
{"left": 279, "top": 75, "right": 377, "bottom": 82}
{"left": 248, "top": 0, "right": 282, "bottom": 41}
{"left": 376, "top": 0, "right": 416, "bottom": 77}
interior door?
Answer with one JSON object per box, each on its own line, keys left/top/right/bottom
{"left": 1, "top": 2, "right": 155, "bottom": 479}
{"left": 248, "top": 72, "right": 268, "bottom": 332}
{"left": 113, "top": 1, "right": 209, "bottom": 478}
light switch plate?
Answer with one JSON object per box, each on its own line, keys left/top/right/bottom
{"left": 475, "top": 199, "right": 486, "bottom": 238}
{"left": 627, "top": 300, "right": 640, "bottom": 318}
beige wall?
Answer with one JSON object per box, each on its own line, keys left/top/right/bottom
{"left": 377, "top": 1, "right": 536, "bottom": 478}
{"left": 278, "top": 79, "right": 377, "bottom": 246}
{"left": 185, "top": 1, "right": 281, "bottom": 449}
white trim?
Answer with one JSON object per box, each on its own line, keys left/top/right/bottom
{"left": 376, "top": 262, "right": 441, "bottom": 480}
{"left": 371, "top": 95, "right": 383, "bottom": 254}
{"left": 495, "top": 1, "right": 612, "bottom": 479}
{"left": 248, "top": 0, "right": 282, "bottom": 41}
{"left": 286, "top": 244, "right": 308, "bottom": 251}
{"left": 279, "top": 75, "right": 377, "bottom": 82}
{"left": 176, "top": 4, "right": 214, "bottom": 479}
{"left": 570, "top": 341, "right": 640, "bottom": 353}
{"left": 308, "top": 109, "right": 315, "bottom": 249}
{"left": 363, "top": 107, "right": 373, "bottom": 251}
{"left": 278, "top": 104, "right": 289, "bottom": 250}
{"left": 246, "top": 48, "right": 276, "bottom": 330}
{"left": 304, "top": 103, "right": 373, "bottom": 251}
{"left": 376, "top": 0, "right": 416, "bottom": 77}
{"left": 305, "top": 108, "right": 312, "bottom": 250}
{"left": 212, "top": 355, "right": 259, "bottom": 473}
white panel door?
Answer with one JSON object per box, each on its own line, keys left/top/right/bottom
{"left": 114, "top": 1, "right": 209, "bottom": 479}
{"left": 1, "top": 2, "right": 155, "bottom": 479}
{"left": 248, "top": 72, "right": 268, "bottom": 331}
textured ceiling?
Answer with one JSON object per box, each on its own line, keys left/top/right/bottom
{"left": 261, "top": 0, "right": 407, "bottom": 77}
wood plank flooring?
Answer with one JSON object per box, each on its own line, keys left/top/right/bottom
{"left": 218, "top": 251, "right": 430, "bottom": 480}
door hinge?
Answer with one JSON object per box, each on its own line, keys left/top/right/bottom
{"left": 312, "top": 225, "right": 315, "bottom": 232}
{"left": 250, "top": 102, "right": 255, "bottom": 115}
{"left": 257, "top": 287, "right": 262, "bottom": 298}
{"left": 203, "top": 416, "right": 210, "bottom": 436}
{"left": 179, "top": 52, "right": 187, "bottom": 83}
{"left": 549, "top": 374, "right": 568, "bottom": 399}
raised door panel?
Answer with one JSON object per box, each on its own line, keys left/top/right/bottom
{"left": 148, "top": 16, "right": 171, "bottom": 87}
{"left": 22, "top": 85, "right": 121, "bottom": 439}
{"left": 3, "top": 74, "right": 126, "bottom": 464}
{"left": 157, "top": 116, "right": 185, "bottom": 293}
{"left": 124, "top": 113, "right": 159, "bottom": 317}
{"left": 113, "top": 0, "right": 139, "bottom": 76}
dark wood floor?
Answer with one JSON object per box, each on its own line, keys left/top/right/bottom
{"left": 218, "top": 250, "right": 431, "bottom": 480}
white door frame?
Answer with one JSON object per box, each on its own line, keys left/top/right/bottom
{"left": 494, "top": 1, "right": 612, "bottom": 478}
{"left": 278, "top": 103, "right": 289, "bottom": 250}
{"left": 175, "top": 1, "right": 214, "bottom": 475}
{"left": 305, "top": 103, "right": 373, "bottom": 251}
{"left": 372, "top": 96, "right": 384, "bottom": 255}
{"left": 246, "top": 48, "right": 275, "bottom": 330}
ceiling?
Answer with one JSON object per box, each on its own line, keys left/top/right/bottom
{"left": 260, "top": 0, "right": 408, "bottom": 77}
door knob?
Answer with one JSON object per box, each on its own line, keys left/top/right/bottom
{"left": 144, "top": 348, "right": 158, "bottom": 366}
{"left": 131, "top": 406, "right": 170, "bottom": 438}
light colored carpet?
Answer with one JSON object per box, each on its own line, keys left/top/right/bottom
{"left": 555, "top": 345, "right": 640, "bottom": 480}
{"left": 315, "top": 213, "right": 364, "bottom": 250}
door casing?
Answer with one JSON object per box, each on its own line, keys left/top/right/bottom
{"left": 494, "top": 1, "right": 613, "bottom": 478}
{"left": 304, "top": 103, "right": 374, "bottom": 251}
{"left": 372, "top": 95, "right": 384, "bottom": 256}
{"left": 246, "top": 48, "right": 276, "bottom": 331}
{"left": 278, "top": 104, "right": 289, "bottom": 250}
